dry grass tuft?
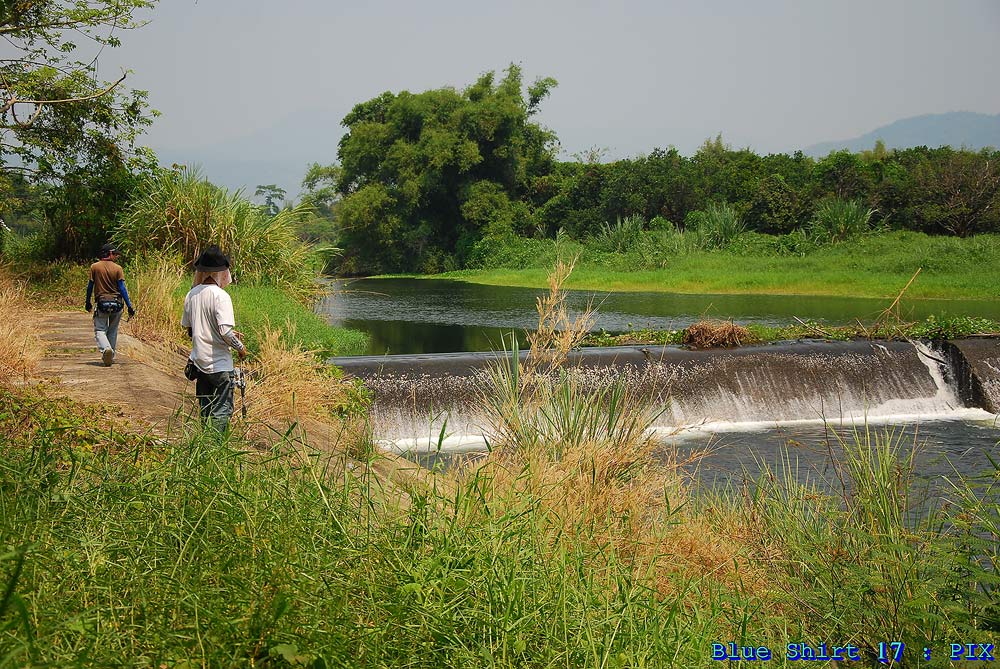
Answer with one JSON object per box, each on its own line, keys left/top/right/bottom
{"left": 243, "top": 322, "right": 358, "bottom": 425}
{"left": 125, "top": 254, "right": 186, "bottom": 345}
{"left": 525, "top": 256, "right": 594, "bottom": 375}
{"left": 682, "top": 319, "right": 756, "bottom": 349}
{"left": 0, "top": 268, "right": 45, "bottom": 386}
{"left": 467, "top": 259, "right": 761, "bottom": 599}
{"left": 0, "top": 268, "right": 44, "bottom": 385}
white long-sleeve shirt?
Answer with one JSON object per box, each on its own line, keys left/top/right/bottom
{"left": 181, "top": 283, "right": 245, "bottom": 373}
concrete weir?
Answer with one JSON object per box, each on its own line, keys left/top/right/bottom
{"left": 330, "top": 338, "right": 1000, "bottom": 451}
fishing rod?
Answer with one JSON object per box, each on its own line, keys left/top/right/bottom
{"left": 233, "top": 367, "right": 247, "bottom": 420}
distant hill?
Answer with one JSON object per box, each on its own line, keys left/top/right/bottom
{"left": 805, "top": 111, "right": 1000, "bottom": 157}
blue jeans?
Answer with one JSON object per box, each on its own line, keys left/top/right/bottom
{"left": 195, "top": 370, "right": 235, "bottom": 432}
{"left": 93, "top": 310, "right": 123, "bottom": 352}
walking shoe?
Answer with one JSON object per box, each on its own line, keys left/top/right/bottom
{"left": 102, "top": 348, "right": 114, "bottom": 366}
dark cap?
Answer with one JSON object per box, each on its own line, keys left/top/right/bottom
{"left": 193, "top": 245, "right": 231, "bottom": 272}
{"left": 99, "top": 243, "right": 118, "bottom": 257}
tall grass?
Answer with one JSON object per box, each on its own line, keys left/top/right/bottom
{"left": 691, "top": 202, "right": 746, "bottom": 250}
{"left": 593, "top": 214, "right": 645, "bottom": 254}
{"left": 2, "top": 378, "right": 999, "bottom": 663}
{"left": 116, "top": 168, "right": 320, "bottom": 299}
{"left": 0, "top": 269, "right": 43, "bottom": 385}
{"left": 809, "top": 197, "right": 876, "bottom": 243}
{"left": 0, "top": 386, "right": 734, "bottom": 666}
{"left": 124, "top": 253, "right": 186, "bottom": 345}
{"left": 710, "top": 426, "right": 1000, "bottom": 655}
{"left": 246, "top": 322, "right": 370, "bottom": 425}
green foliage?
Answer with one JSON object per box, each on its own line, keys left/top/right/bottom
{"left": 117, "top": 168, "right": 321, "bottom": 298}
{"left": 593, "top": 214, "right": 644, "bottom": 254}
{"left": 809, "top": 197, "right": 875, "bottom": 243}
{"left": 253, "top": 184, "right": 287, "bottom": 216}
{"left": 909, "top": 315, "right": 1000, "bottom": 340}
{"left": 464, "top": 234, "right": 550, "bottom": 270}
{"left": 1, "top": 1, "right": 158, "bottom": 259}
{"left": 336, "top": 66, "right": 558, "bottom": 274}
{"left": 227, "top": 284, "right": 368, "bottom": 357}
{"left": 905, "top": 147, "right": 1000, "bottom": 236}
{"left": 689, "top": 201, "right": 746, "bottom": 249}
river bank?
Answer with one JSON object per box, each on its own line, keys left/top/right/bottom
{"left": 382, "top": 231, "right": 1000, "bottom": 300}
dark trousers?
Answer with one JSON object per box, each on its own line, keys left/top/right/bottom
{"left": 195, "top": 370, "right": 234, "bottom": 432}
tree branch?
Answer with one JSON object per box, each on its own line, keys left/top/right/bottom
{"left": 2, "top": 71, "right": 127, "bottom": 125}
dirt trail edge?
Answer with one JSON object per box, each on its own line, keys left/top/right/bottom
{"left": 37, "top": 310, "right": 192, "bottom": 434}
{"left": 35, "top": 310, "right": 440, "bottom": 498}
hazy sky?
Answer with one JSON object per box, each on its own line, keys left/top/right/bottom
{"left": 92, "top": 0, "right": 1000, "bottom": 186}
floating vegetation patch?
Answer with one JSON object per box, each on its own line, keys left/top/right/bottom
{"left": 682, "top": 320, "right": 756, "bottom": 349}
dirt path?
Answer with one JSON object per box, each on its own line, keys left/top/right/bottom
{"left": 34, "top": 310, "right": 439, "bottom": 497}
{"left": 36, "top": 311, "right": 193, "bottom": 434}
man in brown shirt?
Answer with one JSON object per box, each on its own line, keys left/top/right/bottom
{"left": 85, "top": 243, "right": 135, "bottom": 366}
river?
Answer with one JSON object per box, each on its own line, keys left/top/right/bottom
{"left": 319, "top": 278, "right": 1000, "bottom": 483}
{"left": 317, "top": 278, "right": 1000, "bottom": 356}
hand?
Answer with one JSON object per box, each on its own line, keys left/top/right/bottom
{"left": 237, "top": 348, "right": 248, "bottom": 361}
{"left": 85, "top": 301, "right": 92, "bottom": 312}
{"left": 128, "top": 307, "right": 136, "bottom": 319}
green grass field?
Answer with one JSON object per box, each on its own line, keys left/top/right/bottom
{"left": 227, "top": 284, "right": 368, "bottom": 357}
{"left": 424, "top": 231, "right": 1000, "bottom": 299}
{"left": 2, "top": 379, "right": 998, "bottom": 666}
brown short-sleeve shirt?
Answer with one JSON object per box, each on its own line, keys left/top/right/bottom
{"left": 90, "top": 260, "right": 124, "bottom": 298}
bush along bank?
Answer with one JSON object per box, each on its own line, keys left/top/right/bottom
{"left": 584, "top": 315, "right": 1000, "bottom": 349}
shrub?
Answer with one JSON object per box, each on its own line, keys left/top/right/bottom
{"left": 592, "top": 214, "right": 645, "bottom": 254}
{"left": 809, "top": 197, "right": 875, "bottom": 244}
{"left": 466, "top": 234, "right": 559, "bottom": 270}
{"left": 648, "top": 215, "right": 673, "bottom": 231}
{"left": 689, "top": 202, "right": 746, "bottom": 249}
{"left": 116, "top": 168, "right": 320, "bottom": 299}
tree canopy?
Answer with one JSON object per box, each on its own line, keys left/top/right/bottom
{"left": 1, "top": 0, "right": 157, "bottom": 256}
{"left": 336, "top": 65, "right": 558, "bottom": 273}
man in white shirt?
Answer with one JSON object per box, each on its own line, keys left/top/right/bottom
{"left": 181, "top": 245, "right": 247, "bottom": 432}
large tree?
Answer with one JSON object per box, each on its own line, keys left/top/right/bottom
{"left": 1, "top": 0, "right": 157, "bottom": 256}
{"left": 336, "top": 65, "right": 558, "bottom": 274}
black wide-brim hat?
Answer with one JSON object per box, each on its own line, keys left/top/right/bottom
{"left": 193, "top": 245, "right": 231, "bottom": 272}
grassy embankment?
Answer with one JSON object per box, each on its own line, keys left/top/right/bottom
{"left": 15, "top": 257, "right": 367, "bottom": 359}
{"left": 2, "top": 262, "right": 999, "bottom": 665}
{"left": 422, "top": 231, "right": 1000, "bottom": 300}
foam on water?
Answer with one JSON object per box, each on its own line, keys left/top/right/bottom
{"left": 362, "top": 340, "right": 1000, "bottom": 454}
{"left": 377, "top": 408, "right": 1000, "bottom": 454}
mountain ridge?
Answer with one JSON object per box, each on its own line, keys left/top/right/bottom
{"left": 805, "top": 111, "right": 1000, "bottom": 156}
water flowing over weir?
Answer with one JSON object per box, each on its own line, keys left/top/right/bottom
{"left": 330, "top": 339, "right": 1000, "bottom": 453}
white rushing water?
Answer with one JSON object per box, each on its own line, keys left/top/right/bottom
{"left": 375, "top": 340, "right": 999, "bottom": 455}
